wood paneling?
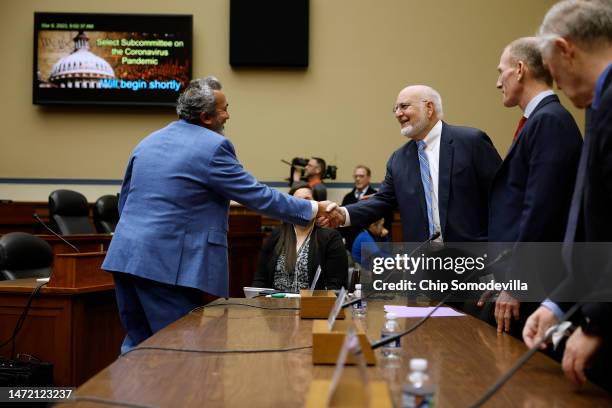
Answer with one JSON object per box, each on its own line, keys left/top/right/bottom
{"left": 0, "top": 279, "right": 123, "bottom": 386}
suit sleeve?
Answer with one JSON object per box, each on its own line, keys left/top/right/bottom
{"left": 208, "top": 139, "right": 312, "bottom": 226}
{"left": 118, "top": 155, "right": 135, "bottom": 215}
{"left": 473, "top": 131, "right": 502, "bottom": 200}
{"left": 346, "top": 152, "right": 399, "bottom": 228}
{"left": 578, "top": 97, "right": 612, "bottom": 338}
{"left": 516, "top": 113, "right": 581, "bottom": 241}
{"left": 322, "top": 229, "right": 349, "bottom": 290}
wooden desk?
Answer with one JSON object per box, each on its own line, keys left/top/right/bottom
{"left": 0, "top": 278, "right": 124, "bottom": 387}
{"left": 64, "top": 298, "right": 610, "bottom": 407}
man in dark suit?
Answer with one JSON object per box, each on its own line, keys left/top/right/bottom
{"left": 339, "top": 165, "right": 378, "bottom": 251}
{"left": 320, "top": 85, "right": 502, "bottom": 244}
{"left": 482, "top": 37, "right": 582, "bottom": 335}
{"left": 522, "top": 0, "right": 612, "bottom": 391}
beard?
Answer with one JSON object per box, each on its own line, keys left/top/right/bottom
{"left": 212, "top": 122, "right": 225, "bottom": 135}
{"left": 400, "top": 113, "right": 429, "bottom": 139}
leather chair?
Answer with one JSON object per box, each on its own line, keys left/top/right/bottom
{"left": 48, "top": 189, "right": 96, "bottom": 235}
{"left": 0, "top": 232, "right": 53, "bottom": 280}
{"left": 93, "top": 195, "right": 119, "bottom": 233}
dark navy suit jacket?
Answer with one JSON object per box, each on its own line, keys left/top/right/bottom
{"left": 554, "top": 71, "right": 612, "bottom": 340}
{"left": 346, "top": 122, "right": 501, "bottom": 242}
{"left": 489, "top": 95, "right": 582, "bottom": 242}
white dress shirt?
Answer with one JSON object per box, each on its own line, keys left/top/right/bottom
{"left": 524, "top": 90, "right": 555, "bottom": 118}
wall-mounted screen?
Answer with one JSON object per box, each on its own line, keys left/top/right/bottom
{"left": 230, "top": 0, "right": 309, "bottom": 67}
{"left": 33, "top": 12, "right": 193, "bottom": 107}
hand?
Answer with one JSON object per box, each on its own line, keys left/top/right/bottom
{"left": 494, "top": 291, "right": 520, "bottom": 333}
{"left": 315, "top": 201, "right": 345, "bottom": 228}
{"left": 522, "top": 306, "right": 559, "bottom": 349}
{"left": 477, "top": 289, "right": 497, "bottom": 307}
{"left": 562, "top": 327, "right": 602, "bottom": 387}
{"left": 380, "top": 227, "right": 389, "bottom": 238}
{"left": 292, "top": 168, "right": 302, "bottom": 182}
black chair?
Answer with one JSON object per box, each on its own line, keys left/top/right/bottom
{"left": 0, "top": 232, "right": 53, "bottom": 280}
{"left": 48, "top": 189, "right": 96, "bottom": 235}
{"left": 93, "top": 195, "right": 119, "bottom": 233}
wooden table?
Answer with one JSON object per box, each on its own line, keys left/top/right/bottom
{"left": 0, "top": 278, "right": 124, "bottom": 387}
{"left": 62, "top": 298, "right": 610, "bottom": 407}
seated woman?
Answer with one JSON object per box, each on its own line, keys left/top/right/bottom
{"left": 252, "top": 183, "right": 347, "bottom": 291}
{"left": 351, "top": 218, "right": 389, "bottom": 265}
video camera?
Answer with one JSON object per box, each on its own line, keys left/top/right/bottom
{"left": 282, "top": 157, "right": 337, "bottom": 182}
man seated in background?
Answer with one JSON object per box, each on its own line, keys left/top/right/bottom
{"left": 351, "top": 218, "right": 388, "bottom": 266}
{"left": 252, "top": 182, "right": 347, "bottom": 291}
{"left": 339, "top": 165, "right": 378, "bottom": 251}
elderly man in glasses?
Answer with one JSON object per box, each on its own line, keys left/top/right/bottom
{"left": 321, "top": 85, "right": 501, "bottom": 245}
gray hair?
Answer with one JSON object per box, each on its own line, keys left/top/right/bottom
{"left": 539, "top": 0, "right": 612, "bottom": 52}
{"left": 176, "top": 76, "right": 223, "bottom": 123}
{"left": 507, "top": 37, "right": 553, "bottom": 86}
{"left": 422, "top": 86, "right": 444, "bottom": 119}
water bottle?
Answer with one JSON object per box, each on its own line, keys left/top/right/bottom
{"left": 352, "top": 284, "right": 367, "bottom": 317}
{"left": 380, "top": 312, "right": 402, "bottom": 359}
{"left": 401, "top": 358, "right": 435, "bottom": 408}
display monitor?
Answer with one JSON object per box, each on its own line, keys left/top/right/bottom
{"left": 33, "top": 12, "right": 193, "bottom": 106}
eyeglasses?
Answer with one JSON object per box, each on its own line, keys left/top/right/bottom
{"left": 392, "top": 99, "right": 428, "bottom": 114}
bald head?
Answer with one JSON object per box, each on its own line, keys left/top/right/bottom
{"left": 394, "top": 85, "right": 443, "bottom": 140}
{"left": 397, "top": 85, "right": 444, "bottom": 118}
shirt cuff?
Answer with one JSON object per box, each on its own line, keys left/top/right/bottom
{"left": 310, "top": 201, "right": 318, "bottom": 220}
{"left": 541, "top": 299, "right": 564, "bottom": 321}
{"left": 342, "top": 207, "right": 351, "bottom": 227}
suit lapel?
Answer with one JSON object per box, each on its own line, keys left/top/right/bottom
{"left": 505, "top": 95, "right": 559, "bottom": 159}
{"left": 438, "top": 123, "right": 453, "bottom": 236}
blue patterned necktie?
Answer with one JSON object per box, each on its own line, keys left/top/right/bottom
{"left": 417, "top": 140, "right": 435, "bottom": 237}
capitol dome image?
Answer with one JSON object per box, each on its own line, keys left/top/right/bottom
{"left": 48, "top": 31, "right": 115, "bottom": 88}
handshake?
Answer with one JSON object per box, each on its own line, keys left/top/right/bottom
{"left": 315, "top": 201, "right": 346, "bottom": 228}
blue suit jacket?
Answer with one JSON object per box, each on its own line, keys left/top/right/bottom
{"left": 489, "top": 95, "right": 582, "bottom": 242}
{"left": 102, "top": 120, "right": 312, "bottom": 297}
{"left": 346, "top": 122, "right": 501, "bottom": 242}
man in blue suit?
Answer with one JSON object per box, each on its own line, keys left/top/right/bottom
{"left": 321, "top": 85, "right": 501, "bottom": 244}
{"left": 482, "top": 37, "right": 582, "bottom": 335}
{"left": 103, "top": 76, "right": 331, "bottom": 352}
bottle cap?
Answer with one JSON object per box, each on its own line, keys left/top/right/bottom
{"left": 355, "top": 284, "right": 362, "bottom": 290}
{"left": 410, "top": 358, "right": 427, "bottom": 371}
{"left": 385, "top": 312, "right": 397, "bottom": 320}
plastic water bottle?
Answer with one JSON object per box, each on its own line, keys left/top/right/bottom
{"left": 401, "top": 358, "right": 435, "bottom": 408}
{"left": 380, "top": 312, "right": 402, "bottom": 359}
{"left": 352, "top": 284, "right": 367, "bottom": 317}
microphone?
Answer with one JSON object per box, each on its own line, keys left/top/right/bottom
{"left": 370, "top": 248, "right": 513, "bottom": 350}
{"left": 33, "top": 213, "right": 79, "bottom": 253}
{"left": 468, "top": 286, "right": 612, "bottom": 407}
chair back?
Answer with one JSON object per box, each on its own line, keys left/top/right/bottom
{"left": 49, "top": 189, "right": 96, "bottom": 235}
{"left": 0, "top": 232, "right": 53, "bottom": 280}
{"left": 93, "top": 195, "right": 119, "bottom": 233}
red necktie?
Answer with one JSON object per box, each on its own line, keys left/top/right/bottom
{"left": 513, "top": 116, "right": 527, "bottom": 141}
